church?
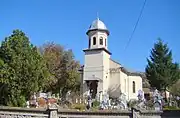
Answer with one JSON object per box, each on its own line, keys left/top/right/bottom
{"left": 79, "top": 18, "right": 143, "bottom": 101}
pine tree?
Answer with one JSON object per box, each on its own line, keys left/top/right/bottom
{"left": 145, "top": 39, "right": 180, "bottom": 93}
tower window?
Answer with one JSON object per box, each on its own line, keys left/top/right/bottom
{"left": 93, "top": 37, "right": 96, "bottom": 45}
{"left": 105, "top": 38, "right": 107, "bottom": 46}
{"left": 88, "top": 38, "right": 91, "bottom": 48}
{"left": 133, "top": 81, "right": 135, "bottom": 93}
{"left": 100, "top": 37, "right": 103, "bottom": 45}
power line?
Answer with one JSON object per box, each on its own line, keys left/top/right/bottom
{"left": 124, "top": 0, "right": 147, "bottom": 51}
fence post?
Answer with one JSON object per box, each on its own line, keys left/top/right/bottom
{"left": 48, "top": 105, "right": 58, "bottom": 118}
{"left": 132, "top": 107, "right": 140, "bottom": 118}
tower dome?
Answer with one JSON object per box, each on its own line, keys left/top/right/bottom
{"left": 86, "top": 18, "right": 109, "bottom": 35}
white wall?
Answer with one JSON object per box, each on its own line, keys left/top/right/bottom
{"left": 128, "top": 76, "right": 143, "bottom": 100}
{"left": 83, "top": 50, "right": 111, "bottom": 96}
{"left": 83, "top": 50, "right": 103, "bottom": 95}
{"left": 120, "top": 71, "right": 128, "bottom": 100}
{"left": 108, "top": 59, "right": 121, "bottom": 98}
{"left": 109, "top": 71, "right": 121, "bottom": 98}
{"left": 108, "top": 59, "right": 143, "bottom": 101}
{"left": 102, "top": 51, "right": 110, "bottom": 94}
{"left": 109, "top": 59, "right": 121, "bottom": 68}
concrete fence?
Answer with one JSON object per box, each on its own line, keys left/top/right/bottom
{"left": 0, "top": 106, "right": 179, "bottom": 118}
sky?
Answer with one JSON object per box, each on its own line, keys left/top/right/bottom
{"left": 0, "top": 0, "right": 180, "bottom": 72}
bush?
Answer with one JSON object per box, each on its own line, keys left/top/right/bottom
{"left": 71, "top": 103, "right": 86, "bottom": 111}
{"left": 127, "top": 100, "right": 138, "bottom": 108}
{"left": 92, "top": 100, "right": 100, "bottom": 108}
{"left": 163, "top": 106, "right": 180, "bottom": 110}
{"left": 145, "top": 99, "right": 154, "bottom": 108}
{"left": 7, "top": 95, "right": 26, "bottom": 107}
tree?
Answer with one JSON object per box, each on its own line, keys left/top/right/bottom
{"left": 145, "top": 39, "right": 180, "bottom": 97}
{"left": 39, "top": 42, "right": 64, "bottom": 92}
{"left": 41, "top": 42, "right": 80, "bottom": 98}
{"left": 0, "top": 30, "right": 50, "bottom": 106}
{"left": 58, "top": 50, "right": 80, "bottom": 99}
{"left": 170, "top": 79, "right": 180, "bottom": 96}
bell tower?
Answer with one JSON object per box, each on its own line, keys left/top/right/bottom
{"left": 83, "top": 18, "right": 111, "bottom": 97}
{"left": 86, "top": 18, "right": 110, "bottom": 50}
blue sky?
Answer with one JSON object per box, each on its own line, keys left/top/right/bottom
{"left": 0, "top": 0, "right": 180, "bottom": 72}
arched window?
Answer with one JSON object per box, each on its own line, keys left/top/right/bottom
{"left": 133, "top": 81, "right": 135, "bottom": 93}
{"left": 124, "top": 79, "right": 126, "bottom": 92}
{"left": 88, "top": 38, "right": 91, "bottom": 48}
{"left": 99, "top": 37, "right": 103, "bottom": 45}
{"left": 93, "top": 37, "right": 96, "bottom": 45}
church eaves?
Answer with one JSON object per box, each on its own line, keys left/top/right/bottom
{"left": 83, "top": 48, "right": 112, "bottom": 55}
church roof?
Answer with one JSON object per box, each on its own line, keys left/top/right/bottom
{"left": 86, "top": 18, "right": 110, "bottom": 35}
{"left": 89, "top": 18, "right": 108, "bottom": 30}
{"left": 109, "top": 59, "right": 145, "bottom": 77}
{"left": 110, "top": 58, "right": 121, "bottom": 66}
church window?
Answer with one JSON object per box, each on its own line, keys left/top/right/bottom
{"left": 88, "top": 38, "right": 91, "bottom": 48}
{"left": 100, "top": 37, "right": 103, "bottom": 45}
{"left": 133, "top": 81, "right": 135, "bottom": 93}
{"left": 124, "top": 79, "right": 126, "bottom": 92}
{"left": 105, "top": 38, "right": 107, "bottom": 46}
{"left": 93, "top": 37, "right": 96, "bottom": 45}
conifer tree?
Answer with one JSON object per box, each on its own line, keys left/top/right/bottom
{"left": 145, "top": 39, "right": 180, "bottom": 94}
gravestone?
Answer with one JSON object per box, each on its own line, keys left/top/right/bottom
{"left": 86, "top": 90, "right": 92, "bottom": 110}
{"left": 47, "top": 92, "right": 52, "bottom": 98}
{"left": 154, "top": 102, "right": 161, "bottom": 111}
{"left": 137, "top": 90, "right": 146, "bottom": 109}
{"left": 100, "top": 93, "right": 110, "bottom": 110}
{"left": 117, "top": 93, "right": 127, "bottom": 110}
{"left": 137, "top": 90, "right": 144, "bottom": 101}
{"left": 99, "top": 91, "right": 103, "bottom": 102}
{"left": 153, "top": 89, "right": 163, "bottom": 111}
{"left": 26, "top": 101, "right": 30, "bottom": 108}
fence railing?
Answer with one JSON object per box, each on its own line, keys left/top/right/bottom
{"left": 0, "top": 106, "right": 179, "bottom": 118}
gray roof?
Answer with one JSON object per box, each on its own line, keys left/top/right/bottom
{"left": 89, "top": 18, "right": 108, "bottom": 30}
{"left": 86, "top": 18, "right": 110, "bottom": 35}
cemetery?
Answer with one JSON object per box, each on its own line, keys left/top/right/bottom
{"left": 0, "top": 88, "right": 180, "bottom": 118}
{"left": 26, "top": 88, "right": 180, "bottom": 112}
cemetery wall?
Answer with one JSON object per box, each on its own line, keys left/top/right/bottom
{"left": 0, "top": 106, "right": 180, "bottom": 118}
{"left": 161, "top": 110, "right": 180, "bottom": 118}
{"left": 0, "top": 106, "right": 49, "bottom": 118}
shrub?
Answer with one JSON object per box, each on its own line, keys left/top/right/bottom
{"left": 71, "top": 103, "right": 86, "bottom": 111}
{"left": 92, "top": 100, "right": 100, "bottom": 108}
{"left": 127, "top": 100, "right": 138, "bottom": 108}
{"left": 145, "top": 99, "right": 154, "bottom": 108}
{"left": 163, "top": 106, "right": 180, "bottom": 110}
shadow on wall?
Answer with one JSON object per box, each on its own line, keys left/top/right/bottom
{"left": 107, "top": 85, "right": 121, "bottom": 99}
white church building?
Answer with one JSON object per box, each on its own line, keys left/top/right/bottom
{"left": 79, "top": 18, "right": 143, "bottom": 101}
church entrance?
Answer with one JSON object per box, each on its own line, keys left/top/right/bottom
{"left": 86, "top": 80, "right": 98, "bottom": 99}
